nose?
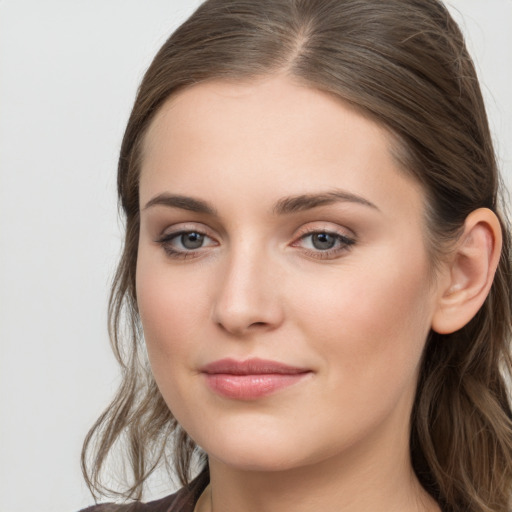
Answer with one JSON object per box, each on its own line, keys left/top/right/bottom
{"left": 212, "top": 244, "right": 285, "bottom": 336}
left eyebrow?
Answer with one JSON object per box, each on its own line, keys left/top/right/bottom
{"left": 272, "top": 190, "right": 379, "bottom": 215}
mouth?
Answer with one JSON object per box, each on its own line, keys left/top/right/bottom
{"left": 200, "top": 358, "right": 312, "bottom": 400}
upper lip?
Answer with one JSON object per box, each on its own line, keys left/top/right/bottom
{"left": 200, "top": 358, "right": 310, "bottom": 375}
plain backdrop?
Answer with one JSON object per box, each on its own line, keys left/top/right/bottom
{"left": 0, "top": 1, "right": 511, "bottom": 511}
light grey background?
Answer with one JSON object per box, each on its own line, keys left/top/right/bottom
{"left": 0, "top": 1, "right": 510, "bottom": 511}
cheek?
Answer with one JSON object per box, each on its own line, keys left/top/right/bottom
{"left": 135, "top": 255, "right": 215, "bottom": 428}
{"left": 136, "top": 255, "right": 208, "bottom": 369}
{"left": 292, "top": 248, "right": 435, "bottom": 384}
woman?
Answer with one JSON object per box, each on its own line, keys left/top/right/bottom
{"left": 80, "top": 0, "right": 512, "bottom": 511}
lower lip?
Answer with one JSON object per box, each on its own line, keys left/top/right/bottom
{"left": 204, "top": 373, "right": 310, "bottom": 400}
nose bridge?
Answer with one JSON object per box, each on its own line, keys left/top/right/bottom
{"left": 212, "top": 237, "right": 283, "bottom": 335}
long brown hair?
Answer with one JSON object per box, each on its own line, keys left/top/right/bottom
{"left": 82, "top": 1, "right": 512, "bottom": 510}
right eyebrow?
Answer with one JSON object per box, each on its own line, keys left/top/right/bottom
{"left": 142, "top": 193, "right": 217, "bottom": 215}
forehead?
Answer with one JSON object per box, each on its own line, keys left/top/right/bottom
{"left": 139, "top": 76, "right": 424, "bottom": 222}
{"left": 143, "top": 76, "right": 390, "bottom": 161}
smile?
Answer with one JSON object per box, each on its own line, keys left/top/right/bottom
{"left": 200, "top": 358, "right": 312, "bottom": 400}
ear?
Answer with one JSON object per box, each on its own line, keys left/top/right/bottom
{"left": 431, "top": 208, "right": 502, "bottom": 335}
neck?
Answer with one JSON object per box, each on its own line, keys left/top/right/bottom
{"left": 195, "top": 420, "right": 440, "bottom": 512}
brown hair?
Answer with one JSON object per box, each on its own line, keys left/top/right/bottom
{"left": 82, "top": 1, "right": 512, "bottom": 510}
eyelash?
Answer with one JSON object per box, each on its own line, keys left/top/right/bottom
{"left": 156, "top": 230, "right": 218, "bottom": 259}
{"left": 156, "top": 228, "right": 356, "bottom": 260}
{"left": 292, "top": 229, "right": 356, "bottom": 259}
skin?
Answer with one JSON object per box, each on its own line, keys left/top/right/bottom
{"left": 136, "top": 75, "right": 446, "bottom": 512}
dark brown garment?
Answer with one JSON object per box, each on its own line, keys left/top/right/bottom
{"left": 79, "top": 471, "right": 209, "bottom": 512}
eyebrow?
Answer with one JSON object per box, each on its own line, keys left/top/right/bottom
{"left": 143, "top": 193, "right": 217, "bottom": 215}
{"left": 272, "top": 190, "right": 379, "bottom": 215}
{"left": 142, "top": 189, "right": 378, "bottom": 216}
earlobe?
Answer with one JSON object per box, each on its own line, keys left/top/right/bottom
{"left": 431, "top": 208, "right": 502, "bottom": 335}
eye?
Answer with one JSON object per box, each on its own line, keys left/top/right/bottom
{"left": 156, "top": 229, "right": 218, "bottom": 259}
{"left": 309, "top": 232, "right": 338, "bottom": 250}
{"left": 292, "top": 229, "right": 355, "bottom": 259}
{"left": 179, "top": 232, "right": 206, "bottom": 249}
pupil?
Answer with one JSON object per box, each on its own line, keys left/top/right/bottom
{"left": 181, "top": 232, "right": 204, "bottom": 249}
{"left": 312, "top": 233, "right": 336, "bottom": 250}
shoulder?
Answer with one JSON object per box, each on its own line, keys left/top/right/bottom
{"left": 77, "top": 493, "right": 180, "bottom": 512}
{"left": 78, "top": 470, "right": 209, "bottom": 512}
{"left": 78, "top": 491, "right": 193, "bottom": 512}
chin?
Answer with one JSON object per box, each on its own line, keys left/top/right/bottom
{"left": 191, "top": 424, "right": 333, "bottom": 474}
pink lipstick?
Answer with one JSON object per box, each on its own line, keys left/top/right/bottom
{"left": 200, "top": 358, "right": 311, "bottom": 400}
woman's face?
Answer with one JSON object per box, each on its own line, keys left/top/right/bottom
{"left": 137, "top": 76, "right": 443, "bottom": 473}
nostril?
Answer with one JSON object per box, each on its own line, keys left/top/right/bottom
{"left": 249, "top": 322, "right": 267, "bottom": 328}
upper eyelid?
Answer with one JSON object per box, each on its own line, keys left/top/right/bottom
{"left": 157, "top": 222, "right": 216, "bottom": 239}
{"left": 293, "top": 222, "right": 356, "bottom": 239}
